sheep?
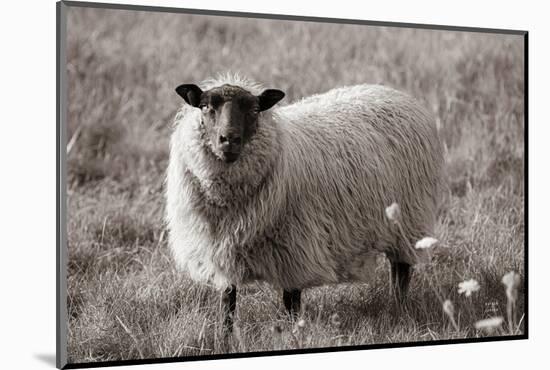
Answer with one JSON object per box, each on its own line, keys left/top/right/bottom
{"left": 166, "top": 73, "right": 444, "bottom": 333}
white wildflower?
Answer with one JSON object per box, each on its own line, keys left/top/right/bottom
{"left": 385, "top": 203, "right": 401, "bottom": 223}
{"left": 443, "top": 299, "right": 454, "bottom": 317}
{"left": 502, "top": 271, "right": 520, "bottom": 302}
{"left": 474, "top": 316, "right": 504, "bottom": 334}
{"left": 442, "top": 299, "right": 459, "bottom": 331}
{"left": 415, "top": 237, "right": 439, "bottom": 249}
{"left": 458, "top": 279, "right": 480, "bottom": 297}
{"left": 292, "top": 319, "right": 306, "bottom": 335}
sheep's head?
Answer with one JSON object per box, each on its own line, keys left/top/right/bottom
{"left": 175, "top": 83, "right": 284, "bottom": 163}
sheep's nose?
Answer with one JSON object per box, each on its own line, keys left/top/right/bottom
{"left": 219, "top": 135, "right": 242, "bottom": 146}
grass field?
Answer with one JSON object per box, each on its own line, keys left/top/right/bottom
{"left": 65, "top": 6, "right": 525, "bottom": 364}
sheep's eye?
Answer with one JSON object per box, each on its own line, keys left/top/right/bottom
{"left": 200, "top": 105, "right": 214, "bottom": 115}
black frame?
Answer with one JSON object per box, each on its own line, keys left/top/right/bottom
{"left": 56, "top": 1, "right": 528, "bottom": 368}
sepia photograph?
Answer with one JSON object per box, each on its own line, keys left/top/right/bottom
{"left": 58, "top": 1, "right": 526, "bottom": 368}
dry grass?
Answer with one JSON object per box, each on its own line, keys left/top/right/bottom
{"left": 65, "top": 6, "right": 525, "bottom": 364}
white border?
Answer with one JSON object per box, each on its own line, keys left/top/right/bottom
{"left": 2, "top": 0, "right": 547, "bottom": 369}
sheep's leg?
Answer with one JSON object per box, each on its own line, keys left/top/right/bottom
{"left": 390, "top": 262, "right": 411, "bottom": 304}
{"left": 283, "top": 289, "right": 301, "bottom": 318}
{"left": 221, "top": 285, "right": 237, "bottom": 336}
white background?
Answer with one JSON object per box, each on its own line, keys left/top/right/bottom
{"left": 0, "top": 0, "right": 546, "bottom": 369}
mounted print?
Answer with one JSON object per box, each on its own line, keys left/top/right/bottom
{"left": 56, "top": 1, "right": 528, "bottom": 368}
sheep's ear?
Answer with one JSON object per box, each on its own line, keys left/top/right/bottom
{"left": 258, "top": 89, "right": 285, "bottom": 111}
{"left": 175, "top": 84, "right": 203, "bottom": 107}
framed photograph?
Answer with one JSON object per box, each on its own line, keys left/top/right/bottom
{"left": 57, "top": 1, "right": 527, "bottom": 368}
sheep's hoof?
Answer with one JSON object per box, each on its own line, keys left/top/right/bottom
{"left": 283, "top": 289, "right": 302, "bottom": 319}
{"left": 221, "top": 285, "right": 237, "bottom": 334}
{"left": 391, "top": 262, "right": 411, "bottom": 305}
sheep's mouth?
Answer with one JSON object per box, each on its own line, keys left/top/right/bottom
{"left": 222, "top": 152, "right": 240, "bottom": 163}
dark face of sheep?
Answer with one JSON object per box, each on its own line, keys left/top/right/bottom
{"left": 176, "top": 83, "right": 285, "bottom": 163}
